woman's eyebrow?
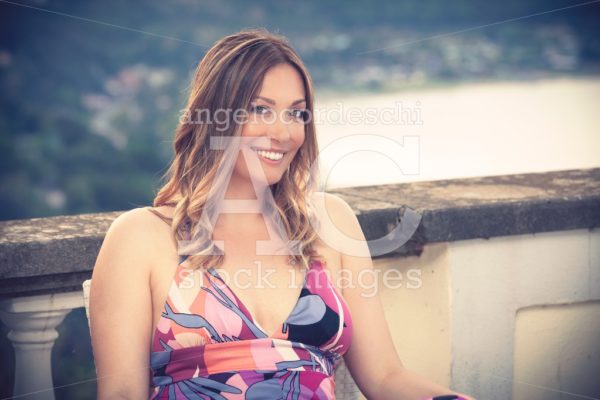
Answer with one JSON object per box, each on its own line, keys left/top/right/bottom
{"left": 254, "top": 96, "right": 306, "bottom": 106}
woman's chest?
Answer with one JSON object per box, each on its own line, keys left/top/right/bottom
{"left": 211, "top": 246, "right": 342, "bottom": 336}
{"left": 149, "top": 240, "right": 343, "bottom": 344}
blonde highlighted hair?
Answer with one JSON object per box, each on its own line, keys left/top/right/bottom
{"left": 153, "top": 28, "right": 322, "bottom": 271}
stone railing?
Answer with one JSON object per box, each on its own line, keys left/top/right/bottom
{"left": 0, "top": 167, "right": 598, "bottom": 400}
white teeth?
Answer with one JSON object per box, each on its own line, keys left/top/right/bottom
{"left": 253, "top": 148, "right": 284, "bottom": 161}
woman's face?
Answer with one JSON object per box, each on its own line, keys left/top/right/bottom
{"left": 232, "top": 63, "right": 307, "bottom": 187}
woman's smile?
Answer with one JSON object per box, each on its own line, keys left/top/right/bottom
{"left": 251, "top": 147, "right": 287, "bottom": 164}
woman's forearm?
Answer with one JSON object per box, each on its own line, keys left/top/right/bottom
{"left": 375, "top": 367, "right": 475, "bottom": 400}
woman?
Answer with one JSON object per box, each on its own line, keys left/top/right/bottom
{"left": 90, "top": 28, "right": 474, "bottom": 400}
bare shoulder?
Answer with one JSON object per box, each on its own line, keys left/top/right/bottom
{"left": 94, "top": 207, "right": 172, "bottom": 277}
{"left": 107, "top": 207, "right": 164, "bottom": 240}
{"left": 310, "top": 191, "right": 354, "bottom": 226}
{"left": 310, "top": 191, "right": 366, "bottom": 250}
{"left": 112, "top": 205, "right": 175, "bottom": 234}
{"left": 309, "top": 192, "right": 370, "bottom": 277}
{"left": 110, "top": 206, "right": 162, "bottom": 232}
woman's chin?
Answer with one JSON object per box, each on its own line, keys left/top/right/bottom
{"left": 245, "top": 172, "right": 285, "bottom": 186}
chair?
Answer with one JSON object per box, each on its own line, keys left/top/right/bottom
{"left": 82, "top": 279, "right": 361, "bottom": 399}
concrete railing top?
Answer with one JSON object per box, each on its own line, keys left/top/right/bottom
{"left": 332, "top": 167, "right": 599, "bottom": 245}
{"left": 1, "top": 167, "right": 598, "bottom": 298}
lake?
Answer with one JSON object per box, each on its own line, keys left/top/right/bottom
{"left": 314, "top": 77, "right": 600, "bottom": 189}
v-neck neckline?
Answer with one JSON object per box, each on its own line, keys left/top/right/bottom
{"left": 208, "top": 260, "right": 316, "bottom": 338}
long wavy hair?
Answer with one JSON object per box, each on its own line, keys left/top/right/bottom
{"left": 152, "top": 28, "right": 322, "bottom": 272}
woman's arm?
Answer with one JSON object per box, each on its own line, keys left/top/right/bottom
{"left": 90, "top": 208, "right": 156, "bottom": 399}
{"left": 318, "top": 193, "right": 474, "bottom": 400}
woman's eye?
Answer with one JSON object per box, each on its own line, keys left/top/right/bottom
{"left": 250, "top": 105, "right": 268, "bottom": 114}
{"left": 290, "top": 109, "right": 307, "bottom": 120}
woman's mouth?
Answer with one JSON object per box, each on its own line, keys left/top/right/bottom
{"left": 251, "top": 147, "right": 286, "bottom": 164}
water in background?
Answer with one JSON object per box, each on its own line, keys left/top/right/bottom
{"left": 316, "top": 77, "right": 600, "bottom": 189}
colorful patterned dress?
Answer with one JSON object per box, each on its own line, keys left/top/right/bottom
{"left": 147, "top": 209, "right": 354, "bottom": 399}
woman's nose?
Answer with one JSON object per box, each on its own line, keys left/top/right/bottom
{"left": 265, "top": 109, "right": 292, "bottom": 143}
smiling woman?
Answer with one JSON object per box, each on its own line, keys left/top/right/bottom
{"left": 231, "top": 63, "right": 308, "bottom": 190}
{"left": 89, "top": 27, "right": 475, "bottom": 400}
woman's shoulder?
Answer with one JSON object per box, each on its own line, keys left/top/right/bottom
{"left": 310, "top": 191, "right": 358, "bottom": 233}
{"left": 309, "top": 191, "right": 364, "bottom": 270}
{"left": 98, "top": 206, "right": 175, "bottom": 267}
{"left": 309, "top": 190, "right": 368, "bottom": 257}
{"left": 109, "top": 206, "right": 173, "bottom": 234}
{"left": 310, "top": 191, "right": 351, "bottom": 213}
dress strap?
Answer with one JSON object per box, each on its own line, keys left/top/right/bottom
{"left": 145, "top": 206, "right": 172, "bottom": 226}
